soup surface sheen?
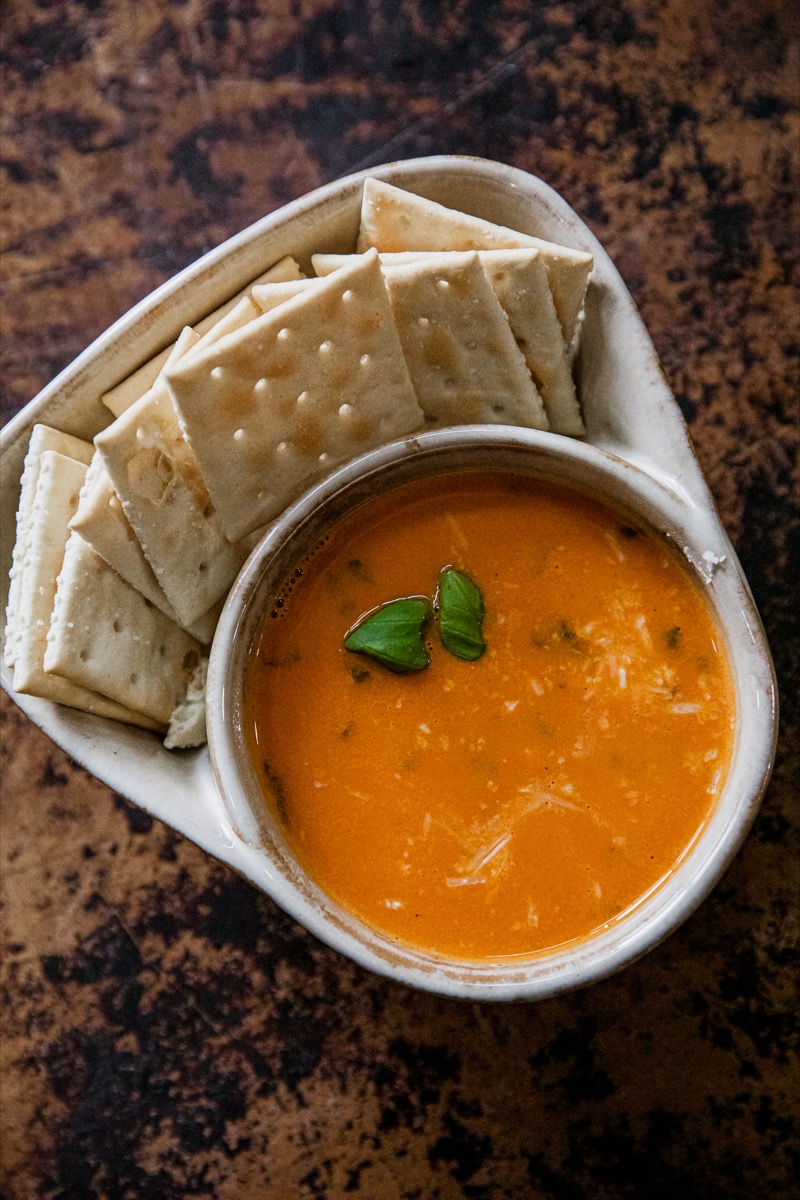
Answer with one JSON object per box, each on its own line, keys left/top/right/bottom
{"left": 246, "top": 471, "right": 735, "bottom": 960}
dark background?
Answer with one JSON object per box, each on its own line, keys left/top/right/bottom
{"left": 2, "top": 2, "right": 798, "bottom": 1197}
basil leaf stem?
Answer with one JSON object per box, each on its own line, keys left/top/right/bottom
{"left": 437, "top": 567, "right": 485, "bottom": 662}
{"left": 344, "top": 597, "right": 431, "bottom": 673}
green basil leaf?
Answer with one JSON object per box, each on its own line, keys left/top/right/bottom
{"left": 344, "top": 597, "right": 431, "bottom": 672}
{"left": 437, "top": 567, "right": 485, "bottom": 662}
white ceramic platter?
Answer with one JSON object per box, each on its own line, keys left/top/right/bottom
{"left": 0, "top": 156, "right": 778, "bottom": 997}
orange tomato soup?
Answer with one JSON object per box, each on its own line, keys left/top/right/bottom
{"left": 245, "top": 471, "right": 735, "bottom": 960}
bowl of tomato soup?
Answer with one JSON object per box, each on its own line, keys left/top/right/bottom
{"left": 207, "top": 428, "right": 776, "bottom": 999}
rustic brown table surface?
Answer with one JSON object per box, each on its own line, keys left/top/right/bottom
{"left": 2, "top": 2, "right": 798, "bottom": 1197}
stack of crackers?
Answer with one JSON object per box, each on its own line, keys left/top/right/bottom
{"left": 4, "top": 179, "right": 593, "bottom": 748}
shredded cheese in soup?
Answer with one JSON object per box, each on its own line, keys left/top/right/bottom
{"left": 245, "top": 472, "right": 736, "bottom": 961}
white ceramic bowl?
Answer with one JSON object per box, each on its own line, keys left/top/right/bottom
{"left": 0, "top": 156, "right": 777, "bottom": 998}
{"left": 207, "top": 427, "right": 776, "bottom": 998}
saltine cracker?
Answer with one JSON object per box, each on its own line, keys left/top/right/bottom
{"left": 70, "top": 455, "right": 220, "bottom": 644}
{"left": 12, "top": 451, "right": 163, "bottom": 730}
{"left": 382, "top": 253, "right": 549, "bottom": 429}
{"left": 312, "top": 250, "right": 583, "bottom": 434}
{"left": 45, "top": 532, "right": 203, "bottom": 727}
{"left": 357, "top": 179, "right": 592, "bottom": 348}
{"left": 5, "top": 425, "right": 94, "bottom": 669}
{"left": 95, "top": 382, "right": 247, "bottom": 628}
{"left": 166, "top": 251, "right": 424, "bottom": 542}
{"left": 251, "top": 279, "right": 320, "bottom": 313}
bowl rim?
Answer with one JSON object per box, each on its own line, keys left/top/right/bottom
{"left": 207, "top": 425, "right": 778, "bottom": 1000}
